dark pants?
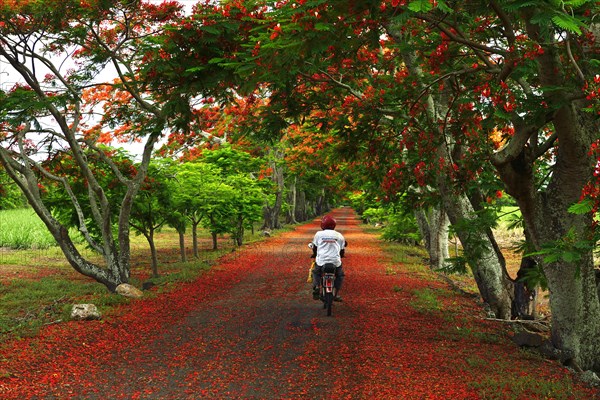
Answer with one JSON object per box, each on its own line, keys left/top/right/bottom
{"left": 313, "top": 263, "right": 344, "bottom": 291}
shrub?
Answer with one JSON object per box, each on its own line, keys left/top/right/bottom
{"left": 361, "top": 207, "right": 386, "bottom": 225}
{"left": 381, "top": 211, "right": 421, "bottom": 245}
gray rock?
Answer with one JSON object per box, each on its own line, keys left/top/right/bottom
{"left": 71, "top": 304, "right": 101, "bottom": 321}
{"left": 580, "top": 370, "right": 600, "bottom": 387}
{"left": 116, "top": 283, "right": 144, "bottom": 299}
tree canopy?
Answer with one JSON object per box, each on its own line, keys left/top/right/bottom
{"left": 2, "top": 0, "right": 600, "bottom": 372}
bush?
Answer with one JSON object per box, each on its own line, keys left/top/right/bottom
{"left": 381, "top": 211, "right": 421, "bottom": 245}
{"left": 361, "top": 207, "right": 386, "bottom": 225}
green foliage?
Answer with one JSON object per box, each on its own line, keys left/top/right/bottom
{"left": 408, "top": 0, "right": 433, "bottom": 12}
{"left": 130, "top": 158, "right": 175, "bottom": 237}
{"left": 41, "top": 147, "right": 135, "bottom": 249}
{"left": 518, "top": 261, "right": 549, "bottom": 291}
{"left": 224, "top": 173, "right": 269, "bottom": 245}
{"left": 200, "top": 145, "right": 263, "bottom": 175}
{"left": 568, "top": 198, "right": 594, "bottom": 215}
{"left": 361, "top": 207, "right": 386, "bottom": 225}
{"left": 528, "top": 228, "right": 593, "bottom": 265}
{"left": 440, "top": 256, "right": 469, "bottom": 275}
{"left": 446, "top": 207, "right": 500, "bottom": 272}
{"left": 169, "top": 161, "right": 233, "bottom": 239}
{"left": 169, "top": 146, "right": 269, "bottom": 247}
{"left": 0, "top": 169, "right": 26, "bottom": 210}
{"left": 381, "top": 211, "right": 421, "bottom": 244}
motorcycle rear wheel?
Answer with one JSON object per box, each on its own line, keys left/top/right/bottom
{"left": 324, "top": 292, "right": 333, "bottom": 316}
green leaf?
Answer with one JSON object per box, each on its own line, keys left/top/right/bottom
{"left": 435, "top": 0, "right": 453, "bottom": 13}
{"left": 568, "top": 199, "right": 594, "bottom": 215}
{"left": 408, "top": 0, "right": 433, "bottom": 12}
{"left": 564, "top": 0, "right": 592, "bottom": 8}
{"left": 562, "top": 251, "right": 581, "bottom": 263}
{"left": 185, "top": 66, "right": 206, "bottom": 73}
{"left": 501, "top": 1, "right": 538, "bottom": 12}
{"left": 208, "top": 57, "right": 225, "bottom": 64}
{"left": 542, "top": 253, "right": 561, "bottom": 264}
{"left": 314, "top": 23, "right": 331, "bottom": 31}
{"left": 551, "top": 13, "right": 583, "bottom": 35}
{"left": 198, "top": 25, "right": 222, "bottom": 34}
{"left": 589, "top": 59, "right": 600, "bottom": 67}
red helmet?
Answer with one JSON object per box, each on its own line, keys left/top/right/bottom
{"left": 321, "top": 215, "right": 337, "bottom": 230}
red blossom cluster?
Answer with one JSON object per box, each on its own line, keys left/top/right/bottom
{"left": 580, "top": 140, "right": 600, "bottom": 215}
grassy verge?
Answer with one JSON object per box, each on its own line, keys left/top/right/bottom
{"left": 0, "top": 211, "right": 279, "bottom": 342}
{"left": 0, "top": 209, "right": 59, "bottom": 249}
{"left": 371, "top": 223, "right": 591, "bottom": 399}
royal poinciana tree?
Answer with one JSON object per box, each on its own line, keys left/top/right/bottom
{"left": 0, "top": 1, "right": 192, "bottom": 291}
{"left": 149, "top": 0, "right": 600, "bottom": 371}
{"left": 398, "top": 0, "right": 600, "bottom": 372}
{"left": 143, "top": 0, "right": 515, "bottom": 318}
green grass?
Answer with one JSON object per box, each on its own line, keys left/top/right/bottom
{"left": 0, "top": 208, "right": 59, "bottom": 249}
{"left": 0, "top": 208, "right": 276, "bottom": 342}
{"left": 467, "top": 358, "right": 581, "bottom": 399}
{"left": 410, "top": 287, "right": 442, "bottom": 313}
{"left": 438, "top": 325, "right": 501, "bottom": 344}
{"left": 0, "top": 277, "right": 128, "bottom": 339}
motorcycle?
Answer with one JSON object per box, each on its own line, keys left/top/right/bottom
{"left": 320, "top": 263, "right": 337, "bottom": 316}
{"left": 308, "top": 243, "right": 337, "bottom": 316}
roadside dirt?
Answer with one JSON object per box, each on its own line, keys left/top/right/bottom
{"left": 0, "top": 208, "right": 597, "bottom": 399}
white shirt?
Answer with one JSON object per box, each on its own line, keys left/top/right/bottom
{"left": 312, "top": 229, "right": 346, "bottom": 267}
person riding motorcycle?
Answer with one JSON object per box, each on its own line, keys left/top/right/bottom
{"left": 310, "top": 214, "right": 347, "bottom": 302}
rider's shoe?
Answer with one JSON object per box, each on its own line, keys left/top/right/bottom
{"left": 312, "top": 287, "right": 320, "bottom": 300}
{"left": 334, "top": 296, "right": 343, "bottom": 302}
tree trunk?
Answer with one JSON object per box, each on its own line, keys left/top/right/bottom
{"left": 415, "top": 205, "right": 450, "bottom": 270}
{"left": 0, "top": 147, "right": 131, "bottom": 292}
{"left": 234, "top": 216, "right": 244, "bottom": 246}
{"left": 487, "top": 11, "right": 600, "bottom": 369}
{"left": 178, "top": 230, "right": 187, "bottom": 262}
{"left": 441, "top": 186, "right": 514, "bottom": 319}
{"left": 295, "top": 190, "right": 307, "bottom": 222}
{"left": 144, "top": 229, "right": 159, "bottom": 278}
{"left": 286, "top": 177, "right": 298, "bottom": 224}
{"left": 395, "top": 40, "right": 514, "bottom": 319}
{"left": 315, "top": 190, "right": 326, "bottom": 216}
{"left": 192, "top": 221, "right": 200, "bottom": 259}
{"left": 262, "top": 149, "right": 285, "bottom": 230}
{"left": 494, "top": 109, "right": 600, "bottom": 371}
{"left": 211, "top": 231, "right": 218, "bottom": 250}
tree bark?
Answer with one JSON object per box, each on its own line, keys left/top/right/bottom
{"left": 262, "top": 150, "right": 285, "bottom": 230}
{"left": 295, "top": 190, "right": 307, "bottom": 222}
{"left": 192, "top": 220, "right": 200, "bottom": 258}
{"left": 286, "top": 177, "right": 298, "bottom": 224}
{"left": 144, "top": 229, "right": 159, "bottom": 278}
{"left": 441, "top": 186, "right": 514, "bottom": 319}
{"left": 178, "top": 230, "right": 187, "bottom": 262}
{"left": 415, "top": 205, "right": 450, "bottom": 270}
{"left": 211, "top": 231, "right": 218, "bottom": 250}
{"left": 493, "top": 108, "right": 600, "bottom": 370}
